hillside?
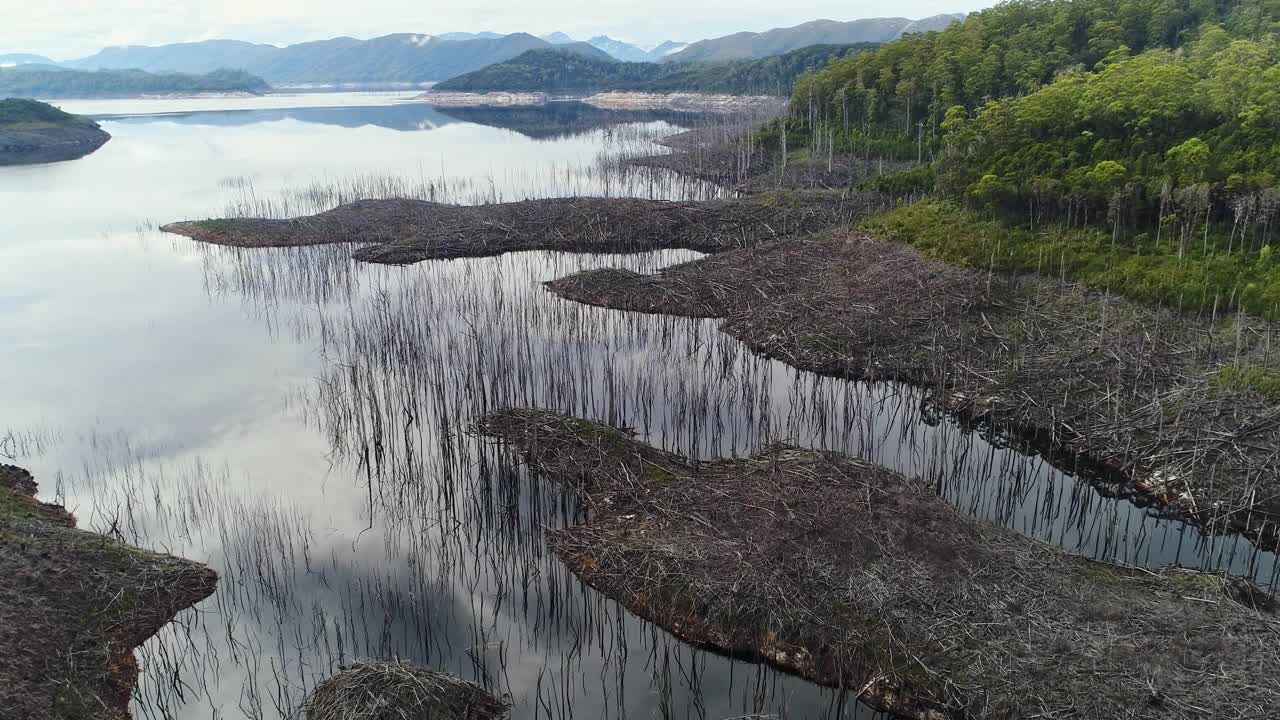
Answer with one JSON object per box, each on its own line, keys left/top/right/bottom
{"left": 0, "top": 97, "right": 96, "bottom": 126}
{"left": 783, "top": 0, "right": 1280, "bottom": 316}
{"left": 0, "top": 53, "right": 54, "bottom": 66}
{"left": 649, "top": 40, "right": 690, "bottom": 58}
{"left": 664, "top": 14, "right": 964, "bottom": 63}
{"left": 66, "top": 33, "right": 612, "bottom": 84}
{"left": 0, "top": 67, "right": 269, "bottom": 98}
{"left": 586, "top": 36, "right": 655, "bottom": 62}
{"left": 436, "top": 44, "right": 877, "bottom": 96}
{"left": 0, "top": 98, "right": 110, "bottom": 164}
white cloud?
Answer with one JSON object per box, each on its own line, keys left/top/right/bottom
{"left": 4, "top": 0, "right": 989, "bottom": 60}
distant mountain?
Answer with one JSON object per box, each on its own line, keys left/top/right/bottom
{"left": 0, "top": 53, "right": 54, "bottom": 67}
{"left": 435, "top": 44, "right": 877, "bottom": 96}
{"left": 895, "top": 13, "right": 969, "bottom": 37}
{"left": 648, "top": 41, "right": 689, "bottom": 58}
{"left": 67, "top": 39, "right": 283, "bottom": 75}
{"left": 663, "top": 15, "right": 965, "bottom": 62}
{"left": 541, "top": 32, "right": 576, "bottom": 44}
{"left": 65, "top": 33, "right": 612, "bottom": 84}
{"left": 587, "top": 36, "right": 655, "bottom": 63}
{"left": 436, "top": 32, "right": 505, "bottom": 42}
{"left": 0, "top": 67, "right": 270, "bottom": 98}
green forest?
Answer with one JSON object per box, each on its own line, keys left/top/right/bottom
{"left": 0, "top": 98, "right": 100, "bottom": 129}
{"left": 436, "top": 44, "right": 878, "bottom": 96}
{"left": 778, "top": 0, "right": 1280, "bottom": 317}
{"left": 0, "top": 67, "right": 270, "bottom": 99}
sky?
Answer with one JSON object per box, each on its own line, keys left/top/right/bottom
{"left": 5, "top": 0, "right": 991, "bottom": 60}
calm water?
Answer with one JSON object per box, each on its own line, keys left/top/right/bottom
{"left": 1, "top": 93, "right": 1274, "bottom": 720}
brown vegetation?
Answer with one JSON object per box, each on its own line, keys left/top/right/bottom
{"left": 0, "top": 464, "right": 217, "bottom": 720}
{"left": 547, "top": 231, "right": 1280, "bottom": 545}
{"left": 305, "top": 661, "right": 508, "bottom": 720}
{"left": 160, "top": 194, "right": 864, "bottom": 265}
{"left": 474, "top": 409, "right": 1280, "bottom": 720}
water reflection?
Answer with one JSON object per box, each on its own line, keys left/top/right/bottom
{"left": 97, "top": 101, "right": 711, "bottom": 142}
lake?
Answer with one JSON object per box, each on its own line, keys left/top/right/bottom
{"left": 1, "top": 92, "right": 1274, "bottom": 720}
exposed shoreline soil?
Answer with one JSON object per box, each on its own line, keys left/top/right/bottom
{"left": 305, "top": 661, "right": 508, "bottom": 720}
{"left": 474, "top": 409, "right": 1280, "bottom": 720}
{"left": 0, "top": 464, "right": 217, "bottom": 719}
{"left": 547, "top": 231, "right": 1280, "bottom": 546}
{"left": 0, "top": 124, "right": 111, "bottom": 165}
{"left": 413, "top": 90, "right": 787, "bottom": 114}
{"left": 161, "top": 194, "right": 867, "bottom": 264}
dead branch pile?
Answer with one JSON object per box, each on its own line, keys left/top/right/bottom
{"left": 474, "top": 409, "right": 1280, "bottom": 720}
{"left": 547, "top": 231, "right": 1280, "bottom": 546}
{"left": 304, "top": 661, "right": 508, "bottom": 720}
{"left": 0, "top": 464, "right": 218, "bottom": 720}
{"left": 161, "top": 194, "right": 867, "bottom": 265}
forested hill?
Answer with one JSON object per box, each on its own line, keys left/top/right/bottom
{"left": 0, "top": 98, "right": 111, "bottom": 165}
{"left": 784, "top": 0, "right": 1280, "bottom": 317}
{"left": 436, "top": 44, "right": 878, "bottom": 96}
{"left": 0, "top": 98, "right": 97, "bottom": 127}
{"left": 0, "top": 67, "right": 270, "bottom": 98}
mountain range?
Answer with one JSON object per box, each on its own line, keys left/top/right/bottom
{"left": 416, "top": 31, "right": 687, "bottom": 62}
{"left": 663, "top": 13, "right": 965, "bottom": 62}
{"left": 0, "top": 53, "right": 54, "bottom": 67}
{"left": 62, "top": 34, "right": 613, "bottom": 85}
{"left": 13, "top": 14, "right": 965, "bottom": 87}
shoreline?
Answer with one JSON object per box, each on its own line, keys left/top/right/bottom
{"left": 413, "top": 89, "right": 788, "bottom": 114}
{"left": 0, "top": 464, "right": 217, "bottom": 719}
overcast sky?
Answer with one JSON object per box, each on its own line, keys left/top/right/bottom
{"left": 6, "top": 0, "right": 991, "bottom": 60}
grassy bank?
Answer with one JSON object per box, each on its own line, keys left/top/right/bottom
{"left": 0, "top": 97, "right": 98, "bottom": 130}
{"left": 865, "top": 200, "right": 1280, "bottom": 319}
{"left": 0, "top": 464, "right": 217, "bottom": 720}
{"left": 475, "top": 410, "right": 1280, "bottom": 719}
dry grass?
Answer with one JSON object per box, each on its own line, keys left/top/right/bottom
{"left": 305, "top": 661, "right": 508, "bottom": 720}
{"left": 0, "top": 464, "right": 217, "bottom": 720}
{"left": 473, "top": 409, "right": 1280, "bottom": 720}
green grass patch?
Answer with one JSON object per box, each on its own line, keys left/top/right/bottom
{"left": 1216, "top": 366, "right": 1280, "bottom": 399}
{"left": 194, "top": 219, "right": 234, "bottom": 232}
{"left": 862, "top": 200, "right": 1280, "bottom": 318}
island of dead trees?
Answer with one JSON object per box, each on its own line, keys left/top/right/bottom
{"left": 473, "top": 409, "right": 1280, "bottom": 720}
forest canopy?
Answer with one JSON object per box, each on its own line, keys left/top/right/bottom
{"left": 773, "top": 0, "right": 1280, "bottom": 316}
{"left": 782, "top": 0, "right": 1280, "bottom": 252}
